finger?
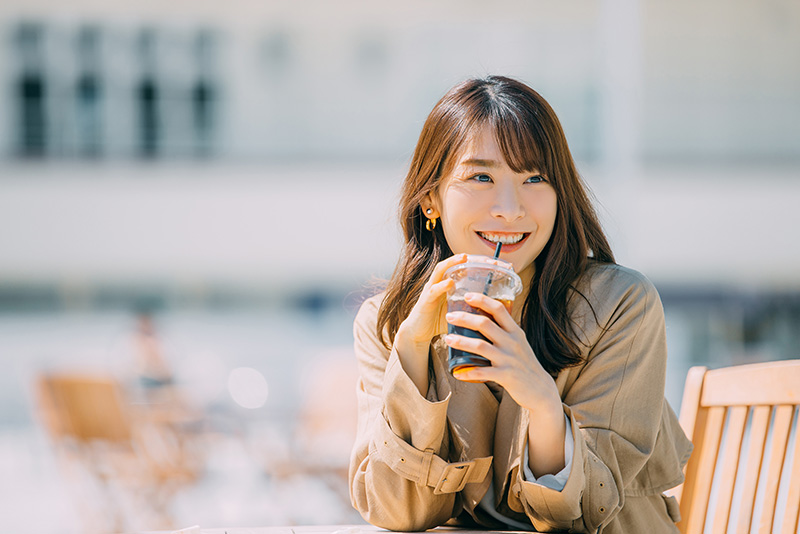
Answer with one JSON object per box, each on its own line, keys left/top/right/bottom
{"left": 444, "top": 334, "right": 498, "bottom": 362}
{"left": 445, "top": 310, "right": 506, "bottom": 342}
{"left": 428, "top": 253, "right": 468, "bottom": 285}
{"left": 421, "top": 278, "right": 454, "bottom": 307}
{"left": 444, "top": 330, "right": 517, "bottom": 369}
{"left": 464, "top": 293, "right": 517, "bottom": 330}
{"left": 452, "top": 366, "right": 493, "bottom": 383}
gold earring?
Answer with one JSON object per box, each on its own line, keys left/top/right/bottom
{"left": 426, "top": 218, "right": 437, "bottom": 231}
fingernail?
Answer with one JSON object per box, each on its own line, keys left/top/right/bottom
{"left": 445, "top": 312, "right": 454, "bottom": 320}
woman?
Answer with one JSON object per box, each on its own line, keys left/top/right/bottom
{"left": 348, "top": 76, "right": 692, "bottom": 533}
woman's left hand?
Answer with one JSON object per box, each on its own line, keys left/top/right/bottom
{"left": 444, "top": 292, "right": 561, "bottom": 413}
{"left": 446, "top": 291, "right": 568, "bottom": 477}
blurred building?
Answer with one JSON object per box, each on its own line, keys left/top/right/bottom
{"left": 0, "top": 0, "right": 799, "bottom": 356}
{"left": 1, "top": 2, "right": 799, "bottom": 532}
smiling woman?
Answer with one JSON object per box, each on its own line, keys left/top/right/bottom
{"left": 348, "top": 76, "right": 692, "bottom": 533}
{"left": 422, "top": 124, "right": 558, "bottom": 289}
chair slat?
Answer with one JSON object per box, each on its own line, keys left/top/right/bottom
{"left": 779, "top": 409, "right": 800, "bottom": 534}
{"left": 679, "top": 366, "right": 708, "bottom": 441}
{"left": 700, "top": 361, "right": 800, "bottom": 407}
{"left": 672, "top": 366, "right": 708, "bottom": 505}
{"left": 757, "top": 405, "right": 794, "bottom": 534}
{"left": 682, "top": 406, "right": 725, "bottom": 534}
{"left": 735, "top": 406, "right": 771, "bottom": 534}
{"left": 711, "top": 406, "right": 747, "bottom": 533}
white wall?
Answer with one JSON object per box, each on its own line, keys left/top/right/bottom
{"left": 0, "top": 163, "right": 402, "bottom": 293}
{"left": 1, "top": 162, "right": 798, "bottom": 294}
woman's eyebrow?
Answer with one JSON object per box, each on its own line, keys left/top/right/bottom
{"left": 460, "top": 158, "right": 501, "bottom": 168}
{"left": 459, "top": 158, "right": 541, "bottom": 175}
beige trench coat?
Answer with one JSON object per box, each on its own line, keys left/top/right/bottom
{"left": 348, "top": 263, "right": 693, "bottom": 533}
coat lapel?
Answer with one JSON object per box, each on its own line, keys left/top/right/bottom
{"left": 492, "top": 389, "right": 525, "bottom": 508}
{"left": 431, "top": 337, "right": 498, "bottom": 510}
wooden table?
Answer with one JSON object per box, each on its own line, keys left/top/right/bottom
{"left": 135, "top": 524, "right": 540, "bottom": 534}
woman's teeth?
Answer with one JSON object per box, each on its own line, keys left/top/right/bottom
{"left": 478, "top": 231, "right": 525, "bottom": 245}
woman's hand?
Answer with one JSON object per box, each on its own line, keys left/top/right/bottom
{"left": 393, "top": 253, "right": 467, "bottom": 394}
{"left": 396, "top": 254, "right": 466, "bottom": 348}
{"left": 444, "top": 292, "right": 567, "bottom": 477}
{"left": 394, "top": 254, "right": 508, "bottom": 395}
{"left": 443, "top": 292, "right": 558, "bottom": 407}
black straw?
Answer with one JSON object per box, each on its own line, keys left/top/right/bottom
{"left": 483, "top": 243, "right": 502, "bottom": 295}
{"left": 493, "top": 241, "right": 503, "bottom": 259}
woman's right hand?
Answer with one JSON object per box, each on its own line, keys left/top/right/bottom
{"left": 397, "top": 254, "right": 469, "bottom": 348}
{"left": 393, "top": 253, "right": 468, "bottom": 394}
{"left": 393, "top": 253, "right": 509, "bottom": 394}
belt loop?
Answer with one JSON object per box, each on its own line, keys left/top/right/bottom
{"left": 419, "top": 448, "right": 435, "bottom": 486}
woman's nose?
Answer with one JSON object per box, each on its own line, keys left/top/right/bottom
{"left": 489, "top": 184, "right": 525, "bottom": 222}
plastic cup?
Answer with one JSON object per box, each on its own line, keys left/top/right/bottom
{"left": 444, "top": 259, "right": 522, "bottom": 379}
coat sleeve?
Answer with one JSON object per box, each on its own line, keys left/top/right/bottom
{"left": 508, "top": 267, "right": 675, "bottom": 533}
{"left": 348, "top": 295, "right": 488, "bottom": 531}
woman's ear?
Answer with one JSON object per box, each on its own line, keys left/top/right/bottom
{"left": 420, "top": 194, "right": 440, "bottom": 220}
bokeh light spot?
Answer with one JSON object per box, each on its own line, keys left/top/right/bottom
{"left": 227, "top": 367, "right": 269, "bottom": 409}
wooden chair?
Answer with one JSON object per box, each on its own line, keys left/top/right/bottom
{"left": 674, "top": 360, "right": 800, "bottom": 534}
{"left": 35, "top": 373, "right": 203, "bottom": 532}
{"left": 37, "top": 373, "right": 133, "bottom": 444}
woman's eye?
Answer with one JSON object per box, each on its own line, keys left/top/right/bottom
{"left": 525, "top": 174, "right": 545, "bottom": 184}
{"left": 469, "top": 174, "right": 492, "bottom": 183}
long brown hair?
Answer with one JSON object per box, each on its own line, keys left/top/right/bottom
{"left": 377, "top": 76, "right": 614, "bottom": 375}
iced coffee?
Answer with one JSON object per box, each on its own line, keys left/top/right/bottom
{"left": 444, "top": 258, "right": 522, "bottom": 379}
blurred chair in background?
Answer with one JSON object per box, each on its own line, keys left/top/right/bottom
{"left": 672, "top": 360, "right": 800, "bottom": 534}
{"left": 35, "top": 373, "right": 204, "bottom": 533}
{"left": 258, "top": 347, "right": 358, "bottom": 509}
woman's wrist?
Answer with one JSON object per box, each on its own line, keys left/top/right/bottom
{"left": 395, "top": 322, "right": 432, "bottom": 356}
{"left": 526, "top": 399, "right": 567, "bottom": 478}
{"left": 394, "top": 323, "right": 432, "bottom": 395}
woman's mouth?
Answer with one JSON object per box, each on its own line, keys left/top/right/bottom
{"left": 476, "top": 231, "right": 530, "bottom": 252}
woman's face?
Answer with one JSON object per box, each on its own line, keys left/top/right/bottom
{"left": 424, "top": 125, "right": 558, "bottom": 282}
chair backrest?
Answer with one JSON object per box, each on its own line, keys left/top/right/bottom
{"left": 675, "top": 360, "right": 800, "bottom": 534}
{"left": 36, "top": 373, "right": 132, "bottom": 443}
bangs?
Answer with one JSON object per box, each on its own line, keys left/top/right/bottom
{"left": 488, "top": 107, "right": 547, "bottom": 177}
{"left": 427, "top": 77, "right": 556, "bottom": 187}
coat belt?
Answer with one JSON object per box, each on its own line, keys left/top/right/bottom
{"left": 376, "top": 413, "right": 492, "bottom": 494}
